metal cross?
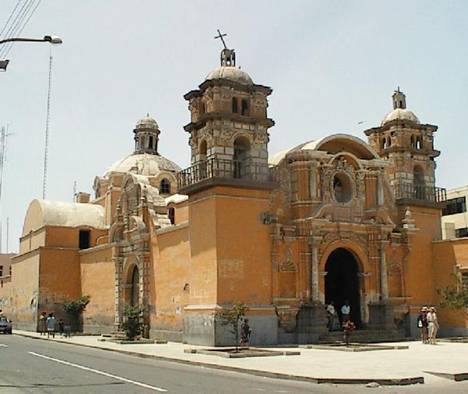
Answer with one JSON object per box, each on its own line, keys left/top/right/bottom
{"left": 214, "top": 29, "right": 228, "bottom": 49}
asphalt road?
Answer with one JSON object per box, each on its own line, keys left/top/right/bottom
{"left": 1, "top": 335, "right": 467, "bottom": 394}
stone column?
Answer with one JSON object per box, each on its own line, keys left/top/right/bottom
{"left": 113, "top": 255, "right": 123, "bottom": 329}
{"left": 309, "top": 236, "right": 321, "bottom": 302}
{"left": 379, "top": 241, "right": 389, "bottom": 300}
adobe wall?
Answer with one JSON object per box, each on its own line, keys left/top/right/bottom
{"left": 3, "top": 252, "right": 40, "bottom": 330}
{"left": 183, "top": 188, "right": 218, "bottom": 345}
{"left": 80, "top": 245, "right": 114, "bottom": 334}
{"left": 39, "top": 248, "right": 81, "bottom": 324}
{"left": 432, "top": 238, "right": 468, "bottom": 336}
{"left": 150, "top": 225, "right": 190, "bottom": 341}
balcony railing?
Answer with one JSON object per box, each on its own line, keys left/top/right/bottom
{"left": 177, "top": 158, "right": 276, "bottom": 190}
{"left": 394, "top": 182, "right": 446, "bottom": 204}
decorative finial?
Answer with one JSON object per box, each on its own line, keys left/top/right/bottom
{"left": 214, "top": 29, "right": 236, "bottom": 67}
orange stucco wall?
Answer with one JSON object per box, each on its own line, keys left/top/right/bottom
{"left": 151, "top": 225, "right": 190, "bottom": 336}
{"left": 432, "top": 238, "right": 468, "bottom": 331}
{"left": 80, "top": 245, "right": 114, "bottom": 333}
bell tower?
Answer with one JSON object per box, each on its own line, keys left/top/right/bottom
{"left": 133, "top": 114, "right": 160, "bottom": 155}
{"left": 179, "top": 33, "right": 278, "bottom": 346}
{"left": 181, "top": 37, "right": 274, "bottom": 188}
{"left": 364, "top": 89, "right": 441, "bottom": 202}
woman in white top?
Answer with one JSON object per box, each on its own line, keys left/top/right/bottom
{"left": 426, "top": 307, "right": 439, "bottom": 344}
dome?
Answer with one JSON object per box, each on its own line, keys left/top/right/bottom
{"left": 381, "top": 108, "right": 420, "bottom": 126}
{"left": 104, "top": 153, "right": 181, "bottom": 178}
{"left": 135, "top": 115, "right": 159, "bottom": 130}
{"left": 206, "top": 66, "right": 253, "bottom": 85}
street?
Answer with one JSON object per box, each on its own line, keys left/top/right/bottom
{"left": 1, "top": 335, "right": 468, "bottom": 393}
{"left": 0, "top": 335, "right": 348, "bottom": 394}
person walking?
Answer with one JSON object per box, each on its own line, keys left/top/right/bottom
{"left": 39, "top": 311, "right": 47, "bottom": 336}
{"left": 417, "top": 307, "right": 429, "bottom": 343}
{"left": 46, "top": 313, "right": 56, "bottom": 339}
{"left": 326, "top": 302, "right": 337, "bottom": 331}
{"left": 343, "top": 319, "right": 356, "bottom": 346}
{"left": 341, "top": 301, "right": 351, "bottom": 324}
{"left": 427, "top": 307, "right": 439, "bottom": 345}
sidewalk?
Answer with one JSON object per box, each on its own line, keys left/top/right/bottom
{"left": 13, "top": 330, "right": 468, "bottom": 387}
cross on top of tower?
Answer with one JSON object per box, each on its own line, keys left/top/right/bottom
{"left": 214, "top": 29, "right": 236, "bottom": 67}
{"left": 214, "top": 29, "right": 228, "bottom": 49}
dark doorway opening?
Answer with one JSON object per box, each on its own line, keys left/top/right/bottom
{"left": 79, "top": 230, "right": 90, "bottom": 249}
{"left": 325, "top": 248, "right": 361, "bottom": 327}
{"left": 130, "top": 266, "right": 140, "bottom": 307}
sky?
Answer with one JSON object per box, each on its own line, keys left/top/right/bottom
{"left": 0, "top": 0, "right": 467, "bottom": 253}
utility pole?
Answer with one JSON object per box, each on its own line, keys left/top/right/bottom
{"left": 42, "top": 52, "right": 53, "bottom": 199}
{"left": 6, "top": 216, "right": 9, "bottom": 254}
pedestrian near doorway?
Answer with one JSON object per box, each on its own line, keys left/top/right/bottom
{"left": 343, "top": 320, "right": 356, "bottom": 346}
{"left": 341, "top": 300, "right": 351, "bottom": 324}
{"left": 326, "top": 302, "right": 337, "bottom": 331}
{"left": 417, "top": 307, "right": 429, "bottom": 343}
{"left": 427, "top": 307, "right": 439, "bottom": 345}
{"left": 46, "top": 313, "right": 56, "bottom": 338}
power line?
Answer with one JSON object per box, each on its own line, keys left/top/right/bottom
{"left": 0, "top": 0, "right": 31, "bottom": 57}
{"left": 3, "top": 0, "right": 42, "bottom": 58}
{"left": 0, "top": 0, "right": 23, "bottom": 39}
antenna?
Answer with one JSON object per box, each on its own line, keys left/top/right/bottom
{"left": 42, "top": 51, "right": 53, "bottom": 200}
{"left": 6, "top": 216, "right": 9, "bottom": 254}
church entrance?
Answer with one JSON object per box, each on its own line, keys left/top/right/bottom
{"left": 325, "top": 248, "right": 362, "bottom": 327}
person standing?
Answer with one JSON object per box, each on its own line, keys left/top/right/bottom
{"left": 39, "top": 311, "right": 47, "bottom": 336}
{"left": 341, "top": 301, "right": 351, "bottom": 324}
{"left": 427, "top": 307, "right": 439, "bottom": 345}
{"left": 326, "top": 302, "right": 337, "bottom": 331}
{"left": 240, "top": 318, "right": 252, "bottom": 347}
{"left": 46, "top": 313, "right": 56, "bottom": 339}
{"left": 417, "top": 307, "right": 428, "bottom": 343}
{"left": 343, "top": 319, "right": 356, "bottom": 346}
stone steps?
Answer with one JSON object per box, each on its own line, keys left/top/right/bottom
{"left": 319, "top": 329, "right": 406, "bottom": 344}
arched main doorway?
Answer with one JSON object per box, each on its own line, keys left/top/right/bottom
{"left": 325, "top": 248, "right": 361, "bottom": 327}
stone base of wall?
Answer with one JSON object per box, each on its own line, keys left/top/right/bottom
{"left": 83, "top": 323, "right": 114, "bottom": 335}
{"left": 368, "top": 302, "right": 395, "bottom": 330}
{"left": 296, "top": 303, "right": 328, "bottom": 344}
{"left": 149, "top": 328, "right": 183, "bottom": 343}
{"left": 183, "top": 313, "right": 278, "bottom": 346}
{"left": 439, "top": 327, "right": 468, "bottom": 337}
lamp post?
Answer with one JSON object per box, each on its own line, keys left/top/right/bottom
{"left": 0, "top": 35, "right": 63, "bottom": 71}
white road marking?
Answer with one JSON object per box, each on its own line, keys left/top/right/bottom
{"left": 0, "top": 344, "right": 8, "bottom": 347}
{"left": 28, "top": 351, "right": 167, "bottom": 392}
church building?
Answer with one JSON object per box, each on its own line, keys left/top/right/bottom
{"left": 1, "top": 45, "right": 466, "bottom": 345}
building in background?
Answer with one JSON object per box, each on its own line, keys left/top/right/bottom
{"left": 441, "top": 185, "right": 468, "bottom": 239}
{"left": 0, "top": 45, "right": 467, "bottom": 344}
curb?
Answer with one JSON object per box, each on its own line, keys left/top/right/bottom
{"left": 13, "top": 332, "right": 424, "bottom": 386}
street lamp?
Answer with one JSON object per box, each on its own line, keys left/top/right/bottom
{"left": 0, "top": 35, "right": 63, "bottom": 71}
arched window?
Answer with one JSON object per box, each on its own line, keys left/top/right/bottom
{"left": 232, "top": 97, "right": 238, "bottom": 113}
{"left": 233, "top": 137, "right": 250, "bottom": 179}
{"left": 241, "top": 99, "right": 249, "bottom": 116}
{"left": 200, "top": 101, "right": 206, "bottom": 116}
{"left": 416, "top": 137, "right": 422, "bottom": 150}
{"left": 160, "top": 178, "right": 171, "bottom": 194}
{"left": 199, "top": 140, "right": 208, "bottom": 179}
{"left": 387, "top": 137, "right": 391, "bottom": 147}
{"left": 410, "top": 135, "right": 415, "bottom": 149}
{"left": 149, "top": 135, "right": 154, "bottom": 150}
{"left": 130, "top": 266, "right": 140, "bottom": 307}
{"left": 381, "top": 138, "right": 386, "bottom": 149}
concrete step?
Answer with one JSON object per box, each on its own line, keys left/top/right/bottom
{"left": 319, "top": 329, "right": 406, "bottom": 344}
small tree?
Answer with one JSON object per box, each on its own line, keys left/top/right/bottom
{"left": 121, "top": 305, "right": 144, "bottom": 340}
{"left": 63, "top": 295, "right": 90, "bottom": 332}
{"left": 437, "top": 275, "right": 468, "bottom": 311}
{"left": 217, "top": 302, "right": 248, "bottom": 352}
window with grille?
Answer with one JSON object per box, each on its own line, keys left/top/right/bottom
{"left": 443, "top": 197, "right": 466, "bottom": 216}
{"left": 160, "top": 179, "right": 171, "bottom": 194}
